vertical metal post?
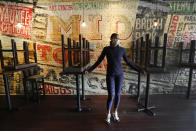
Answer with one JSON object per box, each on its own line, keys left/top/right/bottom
{"left": 145, "top": 34, "right": 149, "bottom": 67}
{"left": 187, "top": 68, "right": 193, "bottom": 99}
{"left": 87, "top": 41, "right": 90, "bottom": 64}
{"left": 76, "top": 74, "right": 82, "bottom": 111}
{"left": 81, "top": 73, "right": 85, "bottom": 100}
{"left": 82, "top": 38, "right": 86, "bottom": 66}
{"left": 79, "top": 34, "right": 82, "bottom": 67}
{"left": 187, "top": 40, "right": 196, "bottom": 99}
{"left": 85, "top": 40, "right": 88, "bottom": 66}
{"left": 148, "top": 40, "right": 152, "bottom": 65}
{"left": 42, "top": 78, "right": 45, "bottom": 96}
{"left": 88, "top": 41, "right": 90, "bottom": 63}
{"left": 154, "top": 36, "right": 159, "bottom": 66}
{"left": 136, "top": 39, "right": 139, "bottom": 64}
{"left": 61, "top": 35, "right": 66, "bottom": 72}
{"left": 73, "top": 40, "right": 76, "bottom": 65}
{"left": 140, "top": 37, "right": 143, "bottom": 66}
{"left": 189, "top": 40, "right": 195, "bottom": 64}
{"left": 68, "top": 38, "right": 72, "bottom": 67}
{"left": 3, "top": 74, "right": 12, "bottom": 111}
{"left": 131, "top": 41, "right": 135, "bottom": 62}
{"left": 0, "top": 40, "right": 5, "bottom": 69}
{"left": 23, "top": 78, "right": 29, "bottom": 103}
{"left": 34, "top": 43, "right": 37, "bottom": 63}
{"left": 76, "top": 42, "right": 79, "bottom": 65}
{"left": 162, "top": 34, "right": 167, "bottom": 68}
{"left": 11, "top": 39, "right": 18, "bottom": 68}
{"left": 137, "top": 72, "right": 141, "bottom": 103}
{"left": 145, "top": 73, "right": 150, "bottom": 108}
{"left": 35, "top": 81, "right": 40, "bottom": 104}
{"left": 31, "top": 81, "right": 35, "bottom": 102}
{"left": 24, "top": 41, "right": 29, "bottom": 64}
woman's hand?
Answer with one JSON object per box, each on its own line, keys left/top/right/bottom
{"left": 84, "top": 70, "right": 89, "bottom": 75}
{"left": 137, "top": 66, "right": 146, "bottom": 75}
{"left": 141, "top": 70, "right": 146, "bottom": 75}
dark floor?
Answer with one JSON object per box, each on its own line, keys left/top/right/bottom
{"left": 0, "top": 94, "right": 196, "bottom": 131}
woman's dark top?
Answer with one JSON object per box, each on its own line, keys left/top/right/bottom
{"left": 88, "top": 44, "right": 139, "bottom": 75}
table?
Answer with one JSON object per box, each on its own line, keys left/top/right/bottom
{"left": 0, "top": 66, "right": 39, "bottom": 111}
{"left": 60, "top": 71, "right": 90, "bottom": 112}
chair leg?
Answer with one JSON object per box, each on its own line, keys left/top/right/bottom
{"left": 31, "top": 81, "right": 35, "bottom": 102}
{"left": 23, "top": 79, "right": 29, "bottom": 103}
{"left": 35, "top": 81, "right": 40, "bottom": 104}
{"left": 42, "top": 78, "right": 45, "bottom": 96}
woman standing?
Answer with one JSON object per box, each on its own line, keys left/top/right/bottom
{"left": 85, "top": 33, "right": 144, "bottom": 125}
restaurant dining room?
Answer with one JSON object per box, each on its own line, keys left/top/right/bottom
{"left": 0, "top": 0, "right": 196, "bottom": 131}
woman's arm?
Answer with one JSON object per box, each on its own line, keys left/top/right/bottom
{"left": 122, "top": 48, "right": 140, "bottom": 72}
{"left": 88, "top": 47, "right": 106, "bottom": 73}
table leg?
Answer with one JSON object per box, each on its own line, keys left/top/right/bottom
{"left": 76, "top": 74, "right": 82, "bottom": 112}
{"left": 31, "top": 81, "right": 35, "bottom": 102}
{"left": 23, "top": 79, "right": 29, "bottom": 103}
{"left": 138, "top": 73, "right": 156, "bottom": 116}
{"left": 35, "top": 81, "right": 40, "bottom": 104}
{"left": 145, "top": 73, "right": 150, "bottom": 108}
{"left": 3, "top": 74, "right": 12, "bottom": 111}
{"left": 81, "top": 74, "right": 86, "bottom": 100}
{"left": 187, "top": 68, "right": 193, "bottom": 99}
{"left": 137, "top": 72, "right": 141, "bottom": 103}
{"left": 42, "top": 78, "right": 45, "bottom": 96}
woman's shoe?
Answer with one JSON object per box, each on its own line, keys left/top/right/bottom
{"left": 112, "top": 113, "right": 120, "bottom": 122}
{"left": 105, "top": 114, "right": 111, "bottom": 125}
{"left": 105, "top": 119, "right": 111, "bottom": 125}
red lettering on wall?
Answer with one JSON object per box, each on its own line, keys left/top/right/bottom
{"left": 37, "top": 44, "right": 52, "bottom": 61}
{"left": 49, "top": 4, "right": 73, "bottom": 11}
{"left": 45, "top": 84, "right": 72, "bottom": 95}
{"left": 53, "top": 48, "right": 62, "bottom": 64}
{"left": 90, "top": 15, "right": 102, "bottom": 40}
{"left": 115, "top": 18, "right": 133, "bottom": 40}
{"left": 0, "top": 3, "right": 33, "bottom": 38}
{"left": 36, "top": 43, "right": 108, "bottom": 71}
{"left": 168, "top": 15, "right": 180, "bottom": 47}
{"left": 53, "top": 87, "right": 59, "bottom": 94}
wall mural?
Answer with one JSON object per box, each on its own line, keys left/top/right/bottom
{"left": 167, "top": 14, "right": 196, "bottom": 48}
{"left": 34, "top": 0, "right": 141, "bottom": 95}
{"left": 43, "top": 1, "right": 139, "bottom": 49}
{"left": 134, "top": 5, "right": 168, "bottom": 40}
{"left": 162, "top": 1, "right": 196, "bottom": 94}
{"left": 166, "top": 1, "right": 196, "bottom": 48}
{"left": 0, "top": 2, "right": 33, "bottom": 38}
{"left": 0, "top": 0, "right": 196, "bottom": 95}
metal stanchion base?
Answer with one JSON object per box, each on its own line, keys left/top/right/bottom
{"left": 130, "top": 95, "right": 137, "bottom": 99}
{"left": 77, "top": 107, "right": 82, "bottom": 112}
{"left": 137, "top": 97, "right": 141, "bottom": 103}
{"left": 9, "top": 107, "right": 19, "bottom": 112}
{"left": 137, "top": 104, "right": 156, "bottom": 116}
{"left": 76, "top": 107, "right": 92, "bottom": 112}
{"left": 81, "top": 97, "right": 91, "bottom": 101}
{"left": 81, "top": 107, "right": 92, "bottom": 112}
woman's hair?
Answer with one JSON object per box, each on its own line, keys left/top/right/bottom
{"left": 110, "top": 33, "right": 118, "bottom": 39}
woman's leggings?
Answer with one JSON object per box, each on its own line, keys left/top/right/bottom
{"left": 106, "top": 74, "right": 124, "bottom": 111}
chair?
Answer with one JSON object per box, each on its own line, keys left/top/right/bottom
{"left": 0, "top": 39, "right": 37, "bottom": 71}
{"left": 23, "top": 67, "right": 45, "bottom": 104}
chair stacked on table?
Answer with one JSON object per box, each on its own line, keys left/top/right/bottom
{"left": 0, "top": 39, "right": 45, "bottom": 103}
{"left": 131, "top": 34, "right": 167, "bottom": 73}
{"left": 130, "top": 34, "right": 167, "bottom": 116}
{"left": 179, "top": 40, "right": 196, "bottom": 99}
{"left": 61, "top": 34, "right": 90, "bottom": 73}
{"left": 60, "top": 34, "right": 91, "bottom": 112}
